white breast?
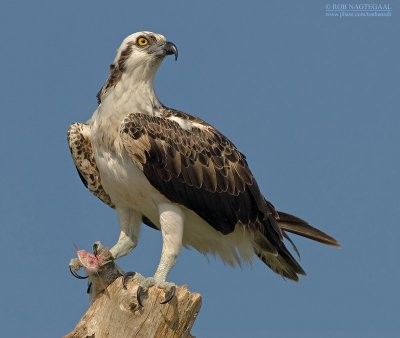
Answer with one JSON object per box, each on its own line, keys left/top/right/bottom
{"left": 88, "top": 83, "right": 167, "bottom": 221}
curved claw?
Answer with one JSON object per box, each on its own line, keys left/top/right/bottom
{"left": 160, "top": 285, "right": 176, "bottom": 304}
{"left": 122, "top": 272, "right": 136, "bottom": 290}
{"left": 86, "top": 281, "right": 92, "bottom": 294}
{"left": 69, "top": 265, "right": 88, "bottom": 279}
{"left": 137, "top": 286, "right": 146, "bottom": 307}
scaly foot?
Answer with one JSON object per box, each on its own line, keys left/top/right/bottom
{"left": 122, "top": 273, "right": 176, "bottom": 306}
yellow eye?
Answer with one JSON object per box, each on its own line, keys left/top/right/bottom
{"left": 137, "top": 37, "right": 149, "bottom": 46}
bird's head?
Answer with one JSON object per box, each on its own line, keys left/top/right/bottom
{"left": 97, "top": 31, "right": 178, "bottom": 105}
{"left": 112, "top": 31, "right": 178, "bottom": 82}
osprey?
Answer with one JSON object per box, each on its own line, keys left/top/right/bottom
{"left": 68, "top": 31, "right": 339, "bottom": 302}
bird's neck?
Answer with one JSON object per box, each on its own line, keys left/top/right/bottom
{"left": 100, "top": 72, "right": 162, "bottom": 119}
{"left": 90, "top": 73, "right": 162, "bottom": 150}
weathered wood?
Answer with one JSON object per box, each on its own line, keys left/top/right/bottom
{"left": 64, "top": 277, "right": 202, "bottom": 338}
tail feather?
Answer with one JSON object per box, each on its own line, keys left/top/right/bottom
{"left": 277, "top": 211, "right": 340, "bottom": 247}
{"left": 282, "top": 231, "right": 300, "bottom": 258}
{"left": 253, "top": 231, "right": 306, "bottom": 282}
{"left": 255, "top": 250, "right": 301, "bottom": 281}
{"left": 252, "top": 209, "right": 339, "bottom": 281}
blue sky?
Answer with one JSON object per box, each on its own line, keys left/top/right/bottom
{"left": 0, "top": 1, "right": 399, "bottom": 337}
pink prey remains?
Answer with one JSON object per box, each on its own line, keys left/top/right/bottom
{"left": 74, "top": 243, "right": 102, "bottom": 273}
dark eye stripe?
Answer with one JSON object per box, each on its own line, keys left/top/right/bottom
{"left": 147, "top": 34, "right": 157, "bottom": 44}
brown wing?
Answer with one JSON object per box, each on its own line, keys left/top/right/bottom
{"left": 119, "top": 108, "right": 282, "bottom": 246}
{"left": 67, "top": 123, "right": 114, "bottom": 208}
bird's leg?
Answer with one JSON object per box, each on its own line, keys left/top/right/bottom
{"left": 154, "top": 203, "right": 184, "bottom": 283}
{"left": 154, "top": 205, "right": 184, "bottom": 282}
{"left": 110, "top": 208, "right": 142, "bottom": 260}
{"left": 133, "top": 203, "right": 184, "bottom": 306}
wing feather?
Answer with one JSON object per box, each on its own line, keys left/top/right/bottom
{"left": 67, "top": 123, "right": 114, "bottom": 208}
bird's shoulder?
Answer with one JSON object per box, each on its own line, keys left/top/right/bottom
{"left": 158, "top": 106, "right": 229, "bottom": 140}
{"left": 120, "top": 106, "right": 248, "bottom": 162}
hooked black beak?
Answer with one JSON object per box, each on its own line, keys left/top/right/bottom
{"left": 164, "top": 41, "right": 178, "bottom": 61}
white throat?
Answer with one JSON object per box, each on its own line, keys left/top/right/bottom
{"left": 90, "top": 66, "right": 163, "bottom": 149}
{"left": 100, "top": 70, "right": 162, "bottom": 121}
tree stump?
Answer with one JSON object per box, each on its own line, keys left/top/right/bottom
{"left": 64, "top": 277, "right": 202, "bottom": 338}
